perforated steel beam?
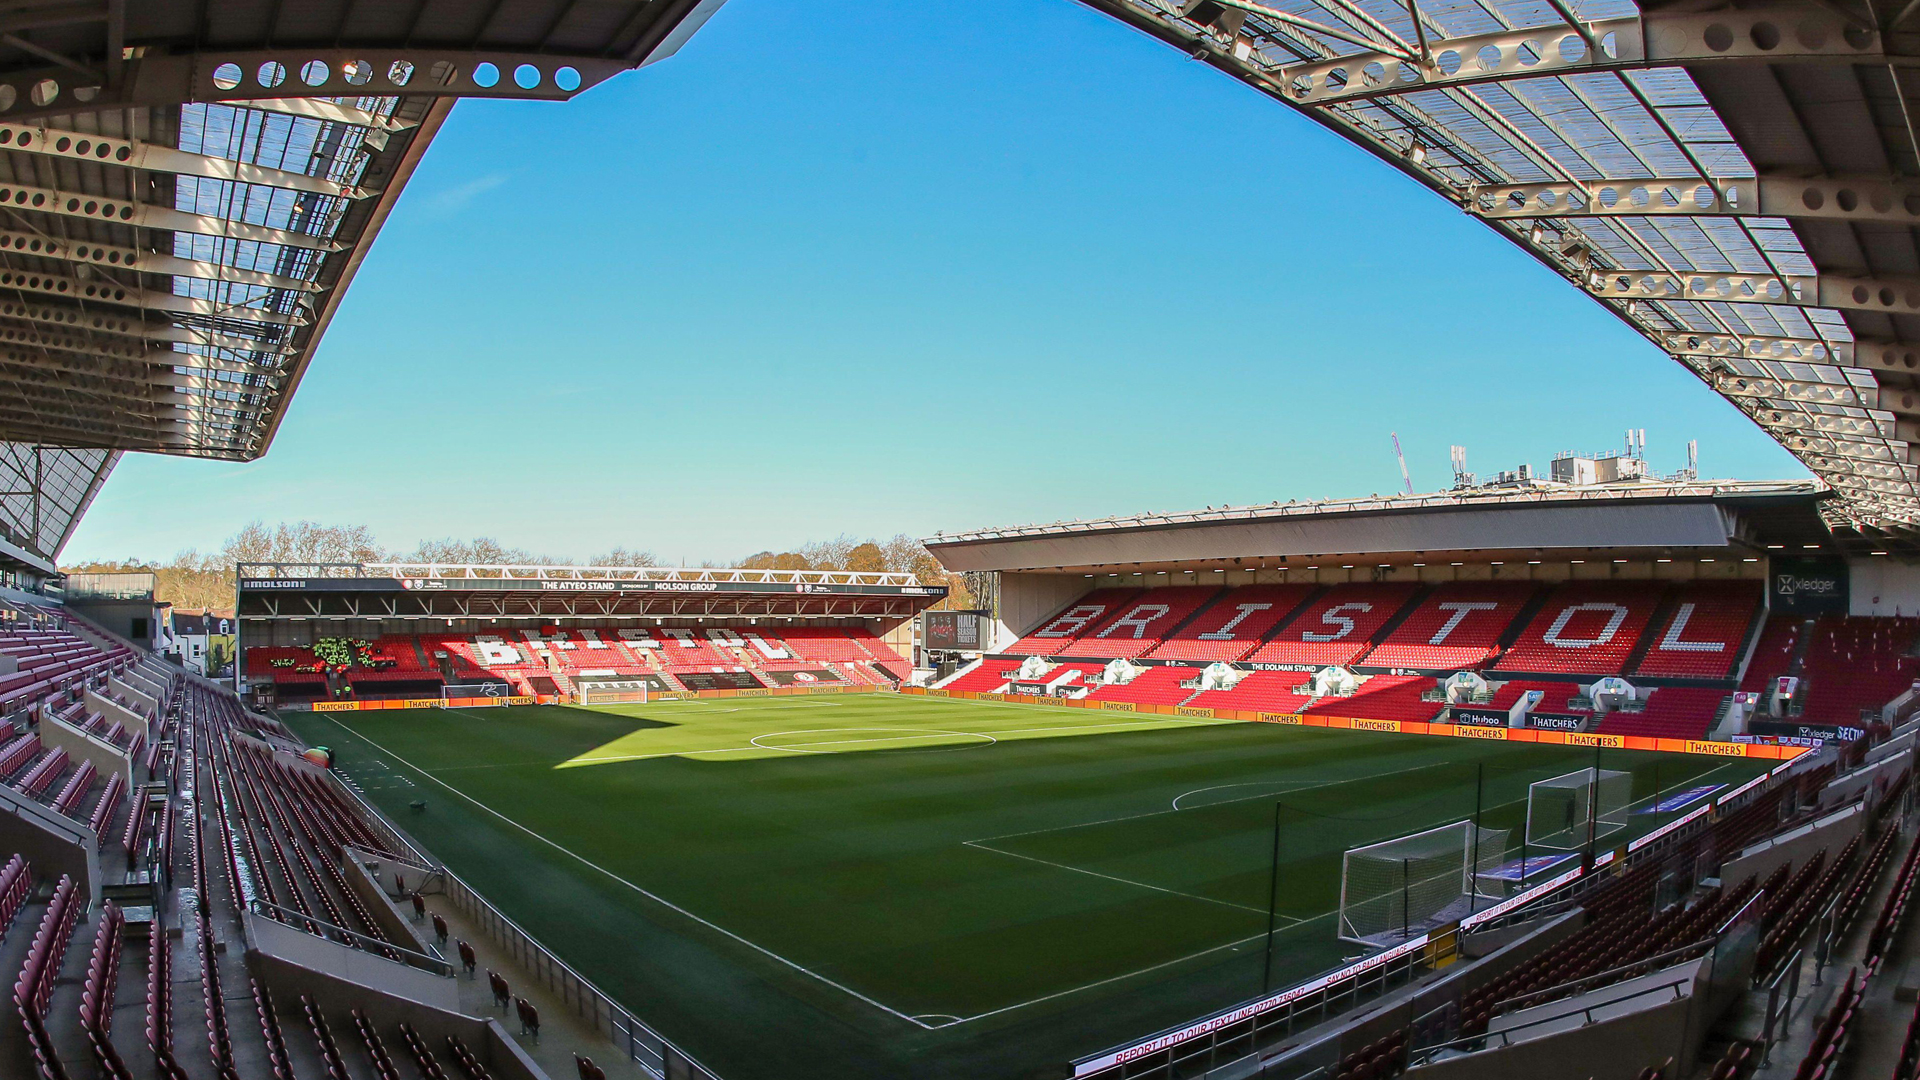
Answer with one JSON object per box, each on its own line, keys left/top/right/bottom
{"left": 0, "top": 49, "right": 630, "bottom": 129}
{"left": 1267, "top": 7, "right": 1883, "bottom": 108}
{"left": 1470, "top": 174, "right": 1920, "bottom": 223}
{"left": 1588, "top": 269, "right": 1920, "bottom": 315}
{"left": 0, "top": 178, "right": 341, "bottom": 251}
{"left": 0, "top": 124, "right": 373, "bottom": 199}
{"left": 0, "top": 266, "right": 305, "bottom": 325}
{"left": 0, "top": 227, "right": 320, "bottom": 292}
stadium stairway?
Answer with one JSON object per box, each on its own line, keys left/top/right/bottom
{"left": 391, "top": 887, "right": 658, "bottom": 1080}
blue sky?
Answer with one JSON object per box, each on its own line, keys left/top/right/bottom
{"left": 63, "top": 0, "right": 1805, "bottom": 565}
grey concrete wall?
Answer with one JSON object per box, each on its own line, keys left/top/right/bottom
{"left": 85, "top": 689, "right": 147, "bottom": 742}
{"left": 39, "top": 712, "right": 131, "bottom": 786}
{"left": 107, "top": 676, "right": 157, "bottom": 718}
{"left": 246, "top": 916, "right": 546, "bottom": 1080}
{"left": 994, "top": 574, "right": 1095, "bottom": 651}
{"left": 344, "top": 850, "right": 438, "bottom": 957}
{"left": 0, "top": 783, "right": 95, "bottom": 902}
{"left": 1408, "top": 994, "right": 1693, "bottom": 1080}
{"left": 1721, "top": 804, "right": 1864, "bottom": 890}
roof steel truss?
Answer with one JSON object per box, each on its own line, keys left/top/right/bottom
{"left": 1083, "top": 0, "right": 1920, "bottom": 530}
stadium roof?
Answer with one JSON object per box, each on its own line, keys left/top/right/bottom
{"left": 233, "top": 562, "right": 944, "bottom": 620}
{"left": 923, "top": 478, "right": 1843, "bottom": 571}
{"left": 1079, "top": 0, "right": 1920, "bottom": 541}
{"left": 0, "top": 0, "right": 723, "bottom": 563}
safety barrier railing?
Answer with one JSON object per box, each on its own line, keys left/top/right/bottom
{"left": 436, "top": 868, "right": 722, "bottom": 1080}
{"left": 1406, "top": 975, "right": 1694, "bottom": 1067}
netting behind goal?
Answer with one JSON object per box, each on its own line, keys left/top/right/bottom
{"left": 1338, "top": 820, "right": 1510, "bottom": 945}
{"left": 1526, "top": 768, "right": 1632, "bottom": 851}
{"left": 579, "top": 682, "right": 651, "bottom": 706}
{"left": 439, "top": 683, "right": 510, "bottom": 708}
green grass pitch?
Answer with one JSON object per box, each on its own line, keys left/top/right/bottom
{"left": 285, "top": 694, "right": 1771, "bottom": 1080}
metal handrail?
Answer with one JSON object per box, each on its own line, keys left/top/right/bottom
{"left": 1493, "top": 939, "right": 1712, "bottom": 1017}
{"left": 1411, "top": 976, "right": 1693, "bottom": 1065}
{"left": 247, "top": 897, "right": 454, "bottom": 976}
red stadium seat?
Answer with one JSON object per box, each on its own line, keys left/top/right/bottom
{"left": 1631, "top": 582, "right": 1761, "bottom": 680}
{"left": 1006, "top": 589, "right": 1145, "bottom": 656}
{"left": 1054, "top": 587, "right": 1223, "bottom": 659}
{"left": 1358, "top": 583, "right": 1535, "bottom": 670}
{"left": 1245, "top": 584, "right": 1419, "bottom": 668}
{"left": 1493, "top": 583, "right": 1664, "bottom": 676}
{"left": 1147, "top": 585, "right": 1316, "bottom": 663}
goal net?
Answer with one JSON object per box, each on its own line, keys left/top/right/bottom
{"left": 438, "top": 683, "right": 510, "bottom": 708}
{"left": 1338, "top": 820, "right": 1510, "bottom": 945}
{"left": 1526, "top": 768, "right": 1632, "bottom": 851}
{"left": 578, "top": 681, "right": 652, "bottom": 706}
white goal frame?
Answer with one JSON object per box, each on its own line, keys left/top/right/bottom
{"left": 1526, "top": 768, "right": 1631, "bottom": 852}
{"left": 438, "top": 683, "right": 510, "bottom": 708}
{"left": 1337, "top": 820, "right": 1508, "bottom": 945}
{"left": 578, "top": 682, "right": 652, "bottom": 706}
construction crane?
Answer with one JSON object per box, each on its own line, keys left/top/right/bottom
{"left": 1391, "top": 433, "right": 1413, "bottom": 496}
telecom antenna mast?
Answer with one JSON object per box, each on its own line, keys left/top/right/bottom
{"left": 1391, "top": 433, "right": 1413, "bottom": 495}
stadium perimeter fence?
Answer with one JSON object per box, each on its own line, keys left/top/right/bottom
{"left": 327, "top": 757, "right": 723, "bottom": 1080}
{"left": 1069, "top": 749, "right": 1816, "bottom": 1080}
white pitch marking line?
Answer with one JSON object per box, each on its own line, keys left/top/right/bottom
{"left": 960, "top": 839, "right": 1277, "bottom": 917}
{"left": 1172, "top": 780, "right": 1320, "bottom": 811}
{"left": 969, "top": 759, "right": 1458, "bottom": 846}
{"left": 563, "top": 717, "right": 1206, "bottom": 768}
{"left": 307, "top": 713, "right": 936, "bottom": 1031}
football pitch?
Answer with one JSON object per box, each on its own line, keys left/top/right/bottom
{"left": 285, "top": 694, "right": 1773, "bottom": 1080}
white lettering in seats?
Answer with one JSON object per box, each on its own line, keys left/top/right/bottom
{"left": 1430, "top": 602, "right": 1499, "bottom": 644}
{"left": 1301, "top": 603, "right": 1373, "bottom": 642}
{"left": 1542, "top": 603, "right": 1629, "bottom": 648}
{"left": 1199, "top": 604, "right": 1272, "bottom": 640}
{"left": 1036, "top": 604, "right": 1107, "bottom": 638}
{"left": 1657, "top": 603, "right": 1724, "bottom": 652}
{"left": 1099, "top": 604, "right": 1171, "bottom": 639}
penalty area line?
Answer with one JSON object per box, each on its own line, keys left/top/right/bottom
{"left": 306, "top": 713, "right": 936, "bottom": 1031}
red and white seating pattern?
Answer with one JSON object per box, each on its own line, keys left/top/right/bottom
{"left": 253, "top": 624, "right": 912, "bottom": 697}
{"left": 1245, "top": 584, "right": 1420, "bottom": 667}
{"left": 1005, "top": 589, "right": 1144, "bottom": 656}
{"left": 1147, "top": 585, "right": 1315, "bottom": 663}
{"left": 1357, "top": 584, "right": 1535, "bottom": 670}
{"left": 1039, "top": 587, "right": 1223, "bottom": 659}
{"left": 1630, "top": 583, "right": 1761, "bottom": 680}
{"left": 1493, "top": 583, "right": 1664, "bottom": 676}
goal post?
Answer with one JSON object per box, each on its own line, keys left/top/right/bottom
{"left": 1526, "top": 768, "right": 1632, "bottom": 851}
{"left": 438, "top": 683, "right": 510, "bottom": 708}
{"left": 578, "top": 682, "right": 651, "bottom": 706}
{"left": 1337, "top": 820, "right": 1510, "bottom": 945}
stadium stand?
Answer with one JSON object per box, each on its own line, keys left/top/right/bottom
{"left": 1594, "top": 687, "right": 1728, "bottom": 740}
{"left": 1356, "top": 583, "right": 1535, "bottom": 670}
{"left": 249, "top": 624, "right": 912, "bottom": 703}
{"left": 1798, "top": 617, "right": 1920, "bottom": 726}
{"left": 1487, "top": 679, "right": 1587, "bottom": 716}
{"left": 1737, "top": 614, "right": 1803, "bottom": 693}
{"left": 1308, "top": 675, "right": 1441, "bottom": 722}
{"left": 1185, "top": 669, "right": 1317, "bottom": 713}
{"left": 1244, "top": 583, "right": 1419, "bottom": 667}
{"left": 1493, "top": 582, "right": 1665, "bottom": 676}
{"left": 1005, "top": 589, "right": 1145, "bottom": 656}
{"left": 1083, "top": 665, "right": 1202, "bottom": 707}
{"left": 1146, "top": 584, "right": 1316, "bottom": 663}
{"left": 1630, "top": 582, "right": 1762, "bottom": 680}
{"left": 1055, "top": 587, "right": 1223, "bottom": 659}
